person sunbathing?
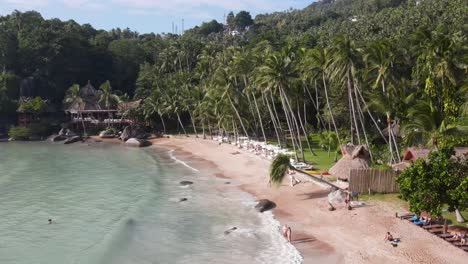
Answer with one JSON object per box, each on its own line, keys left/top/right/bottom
{"left": 384, "top": 232, "right": 394, "bottom": 242}
{"left": 460, "top": 233, "right": 466, "bottom": 245}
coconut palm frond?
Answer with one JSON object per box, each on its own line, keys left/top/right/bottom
{"left": 269, "top": 154, "right": 291, "bottom": 187}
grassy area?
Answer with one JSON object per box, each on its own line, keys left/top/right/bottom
{"left": 269, "top": 134, "right": 341, "bottom": 171}
{"left": 442, "top": 210, "right": 468, "bottom": 227}
{"left": 359, "top": 193, "right": 408, "bottom": 209}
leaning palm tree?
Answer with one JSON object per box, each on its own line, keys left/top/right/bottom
{"left": 269, "top": 154, "right": 292, "bottom": 187}
{"left": 63, "top": 84, "right": 86, "bottom": 136}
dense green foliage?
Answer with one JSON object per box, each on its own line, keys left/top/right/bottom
{"left": 17, "top": 96, "right": 47, "bottom": 113}
{"left": 0, "top": 0, "right": 466, "bottom": 158}
{"left": 396, "top": 147, "right": 468, "bottom": 216}
{"left": 8, "top": 126, "right": 31, "bottom": 140}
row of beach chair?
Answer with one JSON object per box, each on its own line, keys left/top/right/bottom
{"left": 397, "top": 213, "right": 468, "bottom": 252}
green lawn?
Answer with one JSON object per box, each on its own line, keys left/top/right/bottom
{"left": 269, "top": 134, "right": 341, "bottom": 171}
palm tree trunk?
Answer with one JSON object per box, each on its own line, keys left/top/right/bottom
{"left": 322, "top": 72, "right": 341, "bottom": 146}
{"left": 387, "top": 115, "right": 396, "bottom": 164}
{"left": 263, "top": 92, "right": 282, "bottom": 147}
{"left": 390, "top": 125, "right": 401, "bottom": 162}
{"left": 188, "top": 111, "right": 198, "bottom": 137}
{"left": 227, "top": 95, "right": 249, "bottom": 138}
{"left": 347, "top": 70, "right": 360, "bottom": 144}
{"left": 176, "top": 113, "right": 188, "bottom": 136}
{"left": 297, "top": 100, "right": 316, "bottom": 156}
{"left": 202, "top": 119, "right": 206, "bottom": 139}
{"left": 269, "top": 91, "right": 283, "bottom": 131}
{"left": 280, "top": 88, "right": 305, "bottom": 161}
{"left": 278, "top": 88, "right": 299, "bottom": 161}
{"left": 355, "top": 85, "right": 389, "bottom": 144}
{"left": 252, "top": 92, "right": 267, "bottom": 142}
{"left": 159, "top": 112, "right": 166, "bottom": 134}
{"left": 245, "top": 92, "right": 259, "bottom": 138}
{"left": 80, "top": 112, "right": 87, "bottom": 136}
{"left": 305, "top": 82, "right": 327, "bottom": 131}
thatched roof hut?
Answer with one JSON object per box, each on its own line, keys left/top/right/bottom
{"left": 65, "top": 81, "right": 102, "bottom": 114}
{"left": 329, "top": 144, "right": 371, "bottom": 180}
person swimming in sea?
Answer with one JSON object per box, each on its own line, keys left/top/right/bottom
{"left": 48, "top": 219, "right": 52, "bottom": 224}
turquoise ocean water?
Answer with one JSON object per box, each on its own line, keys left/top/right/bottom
{"left": 0, "top": 142, "right": 301, "bottom": 264}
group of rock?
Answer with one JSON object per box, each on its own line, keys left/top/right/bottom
{"left": 47, "top": 125, "right": 152, "bottom": 147}
{"left": 48, "top": 128, "right": 82, "bottom": 144}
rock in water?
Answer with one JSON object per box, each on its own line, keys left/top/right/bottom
{"left": 255, "top": 199, "right": 276, "bottom": 213}
{"left": 179, "top": 181, "right": 194, "bottom": 186}
{"left": 224, "top": 227, "right": 237, "bottom": 235}
{"left": 124, "top": 138, "right": 151, "bottom": 147}
{"left": 120, "top": 126, "right": 147, "bottom": 141}
{"left": 49, "top": 134, "right": 66, "bottom": 142}
{"left": 99, "top": 130, "right": 115, "bottom": 138}
{"left": 64, "top": 136, "right": 81, "bottom": 144}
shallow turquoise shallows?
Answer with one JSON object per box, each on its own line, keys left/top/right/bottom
{"left": 0, "top": 142, "right": 301, "bottom": 264}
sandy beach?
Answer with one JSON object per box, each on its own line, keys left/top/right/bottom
{"left": 146, "top": 136, "right": 467, "bottom": 264}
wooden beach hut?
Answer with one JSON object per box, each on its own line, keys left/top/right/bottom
{"left": 329, "top": 144, "right": 371, "bottom": 181}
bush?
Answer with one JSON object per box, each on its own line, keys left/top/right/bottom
{"left": 8, "top": 126, "right": 31, "bottom": 140}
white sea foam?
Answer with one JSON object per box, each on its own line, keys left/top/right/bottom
{"left": 167, "top": 149, "right": 200, "bottom": 172}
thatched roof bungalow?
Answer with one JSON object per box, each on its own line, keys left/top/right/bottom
{"left": 392, "top": 147, "right": 468, "bottom": 171}
{"left": 329, "top": 144, "right": 371, "bottom": 180}
{"left": 64, "top": 81, "right": 103, "bottom": 114}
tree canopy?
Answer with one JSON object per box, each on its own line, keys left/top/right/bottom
{"left": 396, "top": 147, "right": 468, "bottom": 217}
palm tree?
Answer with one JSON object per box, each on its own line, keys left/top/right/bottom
{"left": 269, "top": 154, "right": 292, "bottom": 187}
{"left": 257, "top": 47, "right": 304, "bottom": 161}
{"left": 99, "top": 80, "right": 119, "bottom": 128}
{"left": 403, "top": 100, "right": 458, "bottom": 148}
{"left": 63, "top": 84, "right": 87, "bottom": 136}
{"left": 304, "top": 47, "right": 342, "bottom": 147}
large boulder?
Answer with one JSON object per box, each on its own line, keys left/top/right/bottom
{"left": 180, "top": 181, "right": 194, "bottom": 186}
{"left": 64, "top": 136, "right": 82, "bottom": 144}
{"left": 99, "top": 130, "right": 115, "bottom": 138}
{"left": 120, "top": 126, "right": 147, "bottom": 141}
{"left": 125, "top": 138, "right": 151, "bottom": 147}
{"left": 49, "top": 134, "right": 66, "bottom": 142}
{"left": 254, "top": 199, "right": 276, "bottom": 213}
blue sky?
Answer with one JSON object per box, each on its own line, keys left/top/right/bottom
{"left": 0, "top": 0, "right": 313, "bottom": 34}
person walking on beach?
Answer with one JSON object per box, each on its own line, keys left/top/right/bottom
{"left": 282, "top": 224, "right": 292, "bottom": 242}
{"left": 288, "top": 169, "right": 301, "bottom": 187}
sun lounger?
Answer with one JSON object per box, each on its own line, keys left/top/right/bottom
{"left": 438, "top": 233, "right": 453, "bottom": 239}
{"left": 422, "top": 224, "right": 443, "bottom": 230}
{"left": 445, "top": 237, "right": 461, "bottom": 242}
{"left": 427, "top": 228, "right": 444, "bottom": 234}
{"left": 397, "top": 213, "right": 415, "bottom": 219}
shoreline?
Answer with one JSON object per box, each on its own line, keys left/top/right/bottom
{"left": 82, "top": 136, "right": 467, "bottom": 263}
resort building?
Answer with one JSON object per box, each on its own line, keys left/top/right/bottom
{"left": 392, "top": 147, "right": 468, "bottom": 171}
